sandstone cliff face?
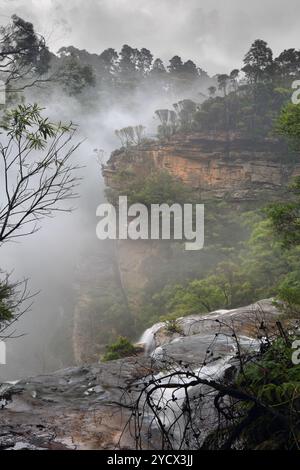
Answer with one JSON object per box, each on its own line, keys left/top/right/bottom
{"left": 116, "top": 239, "right": 160, "bottom": 313}
{"left": 104, "top": 131, "right": 300, "bottom": 200}
{"left": 101, "top": 131, "right": 300, "bottom": 320}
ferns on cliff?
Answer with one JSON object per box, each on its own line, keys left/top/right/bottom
{"left": 232, "top": 338, "right": 300, "bottom": 450}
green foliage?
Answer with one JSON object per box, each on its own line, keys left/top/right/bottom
{"left": 130, "top": 172, "right": 192, "bottom": 206}
{"left": 58, "top": 54, "right": 96, "bottom": 96}
{"left": 276, "top": 271, "right": 300, "bottom": 316}
{"left": 2, "top": 103, "right": 73, "bottom": 148}
{"left": 163, "top": 318, "right": 183, "bottom": 335}
{"left": 238, "top": 339, "right": 296, "bottom": 388}
{"left": 151, "top": 40, "right": 299, "bottom": 139}
{"left": 262, "top": 102, "right": 300, "bottom": 314}
{"left": 267, "top": 177, "right": 300, "bottom": 248}
{"left": 134, "top": 99, "right": 300, "bottom": 326}
{"left": 110, "top": 171, "right": 193, "bottom": 208}
{"left": 217, "top": 74, "right": 229, "bottom": 96}
{"left": 141, "top": 261, "right": 254, "bottom": 324}
{"left": 137, "top": 208, "right": 300, "bottom": 327}
{"left": 242, "top": 39, "right": 273, "bottom": 83}
{"left": 0, "top": 14, "right": 50, "bottom": 79}
{"left": 235, "top": 338, "right": 300, "bottom": 449}
{"left": 241, "top": 218, "right": 289, "bottom": 297}
{"left": 0, "top": 278, "right": 13, "bottom": 322}
{"left": 52, "top": 42, "right": 211, "bottom": 104}
{"left": 102, "top": 336, "right": 137, "bottom": 362}
{"left": 276, "top": 103, "right": 300, "bottom": 149}
{"left": 194, "top": 82, "right": 290, "bottom": 139}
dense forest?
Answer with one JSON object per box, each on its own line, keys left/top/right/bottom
{"left": 101, "top": 39, "right": 300, "bottom": 341}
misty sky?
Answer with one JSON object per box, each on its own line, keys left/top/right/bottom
{"left": 0, "top": 0, "right": 299, "bottom": 75}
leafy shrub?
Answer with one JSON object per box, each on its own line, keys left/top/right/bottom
{"left": 125, "top": 171, "right": 193, "bottom": 207}
{"left": 0, "top": 279, "right": 14, "bottom": 322}
{"left": 234, "top": 337, "right": 300, "bottom": 449}
{"left": 102, "top": 336, "right": 138, "bottom": 362}
{"left": 276, "top": 103, "right": 300, "bottom": 150}
{"left": 163, "top": 318, "right": 183, "bottom": 335}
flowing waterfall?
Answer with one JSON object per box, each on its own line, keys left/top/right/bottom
{"left": 139, "top": 322, "right": 165, "bottom": 354}
{"left": 136, "top": 303, "right": 264, "bottom": 449}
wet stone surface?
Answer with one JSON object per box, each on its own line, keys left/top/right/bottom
{"left": 0, "top": 299, "right": 281, "bottom": 450}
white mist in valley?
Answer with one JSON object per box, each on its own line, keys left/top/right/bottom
{"left": 0, "top": 83, "right": 193, "bottom": 381}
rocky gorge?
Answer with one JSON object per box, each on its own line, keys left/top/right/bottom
{"left": 97, "top": 130, "right": 300, "bottom": 329}
{"left": 68, "top": 129, "right": 300, "bottom": 365}
{"left": 0, "top": 299, "right": 282, "bottom": 450}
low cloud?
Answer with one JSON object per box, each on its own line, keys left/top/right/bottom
{"left": 1, "top": 0, "right": 300, "bottom": 74}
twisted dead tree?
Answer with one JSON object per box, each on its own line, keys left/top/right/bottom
{"left": 117, "top": 311, "right": 300, "bottom": 450}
